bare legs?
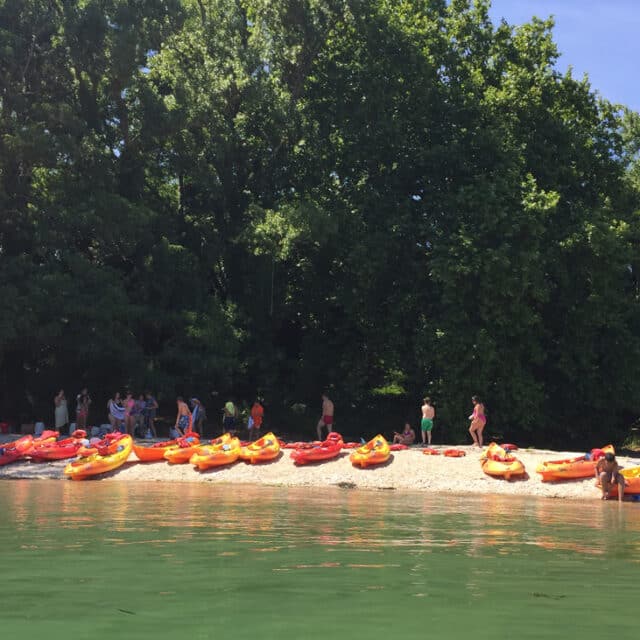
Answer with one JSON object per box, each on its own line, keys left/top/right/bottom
{"left": 469, "top": 421, "right": 485, "bottom": 447}
{"left": 317, "top": 419, "right": 333, "bottom": 440}
{"left": 599, "top": 472, "right": 625, "bottom": 501}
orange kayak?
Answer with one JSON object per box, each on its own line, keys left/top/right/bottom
{"left": 163, "top": 433, "right": 202, "bottom": 464}
{"left": 349, "top": 435, "right": 390, "bottom": 468}
{"left": 64, "top": 434, "right": 132, "bottom": 480}
{"left": 239, "top": 432, "right": 281, "bottom": 464}
{"left": 190, "top": 434, "right": 240, "bottom": 470}
{"left": 536, "top": 445, "right": 614, "bottom": 482}
{"left": 481, "top": 442, "right": 525, "bottom": 480}
{"left": 604, "top": 466, "right": 640, "bottom": 498}
{"left": 132, "top": 438, "right": 185, "bottom": 462}
{"left": 291, "top": 432, "right": 343, "bottom": 465}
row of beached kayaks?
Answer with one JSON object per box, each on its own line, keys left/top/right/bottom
{"left": 480, "top": 443, "right": 640, "bottom": 497}
{"left": 2, "top": 431, "right": 639, "bottom": 497}
{"left": 0, "top": 430, "right": 394, "bottom": 478}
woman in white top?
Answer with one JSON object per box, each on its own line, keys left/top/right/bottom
{"left": 54, "top": 390, "right": 69, "bottom": 434}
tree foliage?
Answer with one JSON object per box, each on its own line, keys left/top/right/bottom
{"left": 1, "top": 0, "right": 638, "bottom": 444}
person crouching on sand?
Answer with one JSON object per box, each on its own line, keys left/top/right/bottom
{"left": 596, "top": 452, "right": 625, "bottom": 501}
{"left": 393, "top": 423, "right": 415, "bottom": 445}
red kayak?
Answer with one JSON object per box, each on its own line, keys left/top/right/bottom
{"left": 29, "top": 430, "right": 88, "bottom": 461}
{"left": 0, "top": 430, "right": 59, "bottom": 465}
{"left": 291, "top": 432, "right": 344, "bottom": 465}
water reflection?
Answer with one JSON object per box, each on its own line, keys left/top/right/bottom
{"left": 2, "top": 481, "right": 640, "bottom": 640}
{"left": 3, "top": 481, "right": 640, "bottom": 556}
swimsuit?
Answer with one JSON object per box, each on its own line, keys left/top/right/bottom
{"left": 322, "top": 415, "right": 333, "bottom": 425}
{"left": 421, "top": 418, "right": 433, "bottom": 432}
{"left": 178, "top": 415, "right": 190, "bottom": 430}
{"left": 473, "top": 408, "right": 486, "bottom": 425}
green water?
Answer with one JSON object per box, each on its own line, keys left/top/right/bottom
{"left": 1, "top": 481, "right": 639, "bottom": 639}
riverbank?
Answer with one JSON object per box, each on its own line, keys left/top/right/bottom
{"left": 1, "top": 440, "right": 639, "bottom": 501}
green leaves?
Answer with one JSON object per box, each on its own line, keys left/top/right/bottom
{"left": 1, "top": 0, "right": 638, "bottom": 444}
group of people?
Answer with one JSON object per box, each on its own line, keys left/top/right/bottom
{"left": 392, "top": 396, "right": 487, "bottom": 448}
{"left": 173, "top": 396, "right": 264, "bottom": 440}
{"left": 53, "top": 388, "right": 92, "bottom": 434}
{"left": 55, "top": 388, "right": 488, "bottom": 450}
{"left": 107, "top": 392, "right": 160, "bottom": 437}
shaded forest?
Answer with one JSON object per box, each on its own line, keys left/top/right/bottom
{"left": 1, "top": 0, "right": 639, "bottom": 445}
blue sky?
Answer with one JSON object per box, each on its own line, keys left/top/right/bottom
{"left": 488, "top": 0, "right": 640, "bottom": 111}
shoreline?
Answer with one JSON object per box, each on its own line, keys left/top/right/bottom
{"left": 1, "top": 441, "right": 639, "bottom": 501}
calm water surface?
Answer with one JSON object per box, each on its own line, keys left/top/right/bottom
{"left": 1, "top": 481, "right": 639, "bottom": 639}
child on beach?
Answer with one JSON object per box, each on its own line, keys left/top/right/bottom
{"left": 421, "top": 398, "right": 435, "bottom": 445}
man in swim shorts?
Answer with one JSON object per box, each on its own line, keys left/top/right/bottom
{"left": 174, "top": 397, "right": 191, "bottom": 436}
{"left": 421, "top": 397, "right": 435, "bottom": 445}
{"left": 317, "top": 392, "right": 334, "bottom": 439}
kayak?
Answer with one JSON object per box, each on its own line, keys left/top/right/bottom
{"left": 239, "top": 432, "right": 281, "bottom": 464}
{"left": 163, "top": 433, "right": 202, "bottom": 464}
{"left": 536, "top": 445, "right": 614, "bottom": 482}
{"left": 349, "top": 435, "right": 390, "bottom": 468}
{"left": 443, "top": 449, "right": 466, "bottom": 457}
{"left": 190, "top": 434, "right": 240, "bottom": 470}
{"left": 133, "top": 437, "right": 189, "bottom": 462}
{"left": 291, "top": 432, "right": 343, "bottom": 465}
{"left": 64, "top": 434, "right": 133, "bottom": 480}
{"left": 481, "top": 442, "right": 525, "bottom": 480}
{"left": 0, "top": 430, "right": 59, "bottom": 465}
{"left": 29, "top": 430, "right": 88, "bottom": 461}
{"left": 603, "top": 465, "right": 640, "bottom": 498}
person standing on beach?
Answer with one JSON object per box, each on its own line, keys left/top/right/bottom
{"left": 107, "top": 392, "right": 125, "bottom": 432}
{"left": 54, "top": 390, "right": 69, "bottom": 434}
{"left": 143, "top": 392, "right": 158, "bottom": 438}
{"left": 174, "top": 397, "right": 191, "bottom": 436}
{"left": 420, "top": 398, "right": 435, "bottom": 445}
{"left": 248, "top": 398, "right": 264, "bottom": 440}
{"left": 317, "top": 392, "right": 334, "bottom": 439}
{"left": 191, "top": 398, "right": 206, "bottom": 436}
{"left": 223, "top": 400, "right": 238, "bottom": 434}
{"left": 468, "top": 396, "right": 486, "bottom": 447}
{"left": 596, "top": 452, "right": 625, "bottom": 501}
{"left": 75, "top": 388, "right": 91, "bottom": 431}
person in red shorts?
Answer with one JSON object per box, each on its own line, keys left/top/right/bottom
{"left": 316, "top": 392, "right": 334, "bottom": 439}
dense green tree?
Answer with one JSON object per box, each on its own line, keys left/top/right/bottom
{"left": 0, "top": 0, "right": 638, "bottom": 444}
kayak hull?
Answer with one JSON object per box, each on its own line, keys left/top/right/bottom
{"left": 239, "top": 432, "right": 281, "bottom": 464}
{"left": 349, "top": 435, "right": 390, "bottom": 468}
{"left": 64, "top": 435, "right": 133, "bottom": 480}
{"left": 481, "top": 443, "right": 525, "bottom": 480}
{"left": 190, "top": 435, "right": 241, "bottom": 470}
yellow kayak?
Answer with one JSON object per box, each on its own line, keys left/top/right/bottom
{"left": 481, "top": 442, "right": 525, "bottom": 480}
{"left": 64, "top": 434, "right": 133, "bottom": 480}
{"left": 349, "top": 435, "right": 390, "bottom": 468}
{"left": 190, "top": 434, "right": 240, "bottom": 470}
{"left": 239, "top": 432, "right": 281, "bottom": 464}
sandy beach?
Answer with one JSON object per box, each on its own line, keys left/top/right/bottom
{"left": 1, "top": 440, "right": 638, "bottom": 501}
